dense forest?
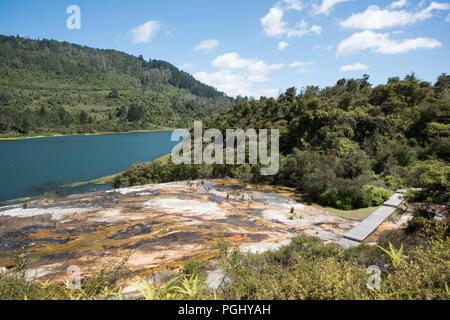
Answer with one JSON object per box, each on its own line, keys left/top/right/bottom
{"left": 114, "top": 73, "right": 449, "bottom": 212}
{"left": 0, "top": 35, "right": 234, "bottom": 135}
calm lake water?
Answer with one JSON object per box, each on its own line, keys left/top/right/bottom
{"left": 0, "top": 131, "right": 182, "bottom": 202}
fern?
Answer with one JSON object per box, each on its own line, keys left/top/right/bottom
{"left": 173, "top": 274, "right": 205, "bottom": 300}
{"left": 376, "top": 242, "right": 410, "bottom": 268}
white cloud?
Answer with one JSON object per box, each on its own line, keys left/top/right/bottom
{"left": 179, "top": 63, "right": 193, "bottom": 70}
{"left": 247, "top": 61, "right": 284, "bottom": 82}
{"left": 261, "top": 7, "right": 286, "bottom": 37}
{"left": 340, "top": 62, "right": 369, "bottom": 72}
{"left": 289, "top": 61, "right": 313, "bottom": 67}
{"left": 285, "top": 23, "right": 322, "bottom": 38}
{"left": 340, "top": 3, "right": 450, "bottom": 30}
{"left": 313, "top": 44, "right": 333, "bottom": 50}
{"left": 212, "top": 52, "right": 249, "bottom": 69}
{"left": 282, "top": 0, "right": 305, "bottom": 11}
{"left": 312, "top": 0, "right": 351, "bottom": 15}
{"left": 130, "top": 20, "right": 160, "bottom": 44}
{"left": 194, "top": 70, "right": 279, "bottom": 98}
{"left": 387, "top": 0, "right": 408, "bottom": 10}
{"left": 194, "top": 52, "right": 283, "bottom": 98}
{"left": 249, "top": 88, "right": 282, "bottom": 98}
{"left": 278, "top": 41, "right": 290, "bottom": 50}
{"left": 418, "top": 0, "right": 427, "bottom": 8}
{"left": 212, "top": 52, "right": 283, "bottom": 82}
{"left": 289, "top": 61, "right": 314, "bottom": 73}
{"left": 194, "top": 39, "right": 219, "bottom": 53}
{"left": 261, "top": 3, "right": 322, "bottom": 38}
{"left": 446, "top": 13, "right": 450, "bottom": 21}
{"left": 194, "top": 70, "right": 249, "bottom": 97}
{"left": 337, "top": 30, "right": 442, "bottom": 56}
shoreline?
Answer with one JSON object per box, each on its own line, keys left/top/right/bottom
{"left": 0, "top": 128, "right": 185, "bottom": 141}
{"left": 60, "top": 153, "right": 171, "bottom": 188}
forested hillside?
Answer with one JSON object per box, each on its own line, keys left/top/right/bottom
{"left": 204, "top": 74, "right": 449, "bottom": 206}
{"left": 0, "top": 35, "right": 234, "bottom": 136}
{"left": 115, "top": 73, "right": 449, "bottom": 211}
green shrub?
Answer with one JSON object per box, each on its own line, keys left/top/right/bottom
{"left": 409, "top": 160, "right": 449, "bottom": 204}
{"left": 182, "top": 259, "right": 206, "bottom": 278}
{"left": 81, "top": 253, "right": 129, "bottom": 297}
{"left": 217, "top": 233, "right": 449, "bottom": 300}
{"left": 218, "top": 236, "right": 372, "bottom": 300}
{"left": 362, "top": 185, "right": 394, "bottom": 206}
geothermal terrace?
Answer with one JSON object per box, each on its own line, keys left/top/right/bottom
{"left": 0, "top": 179, "right": 369, "bottom": 281}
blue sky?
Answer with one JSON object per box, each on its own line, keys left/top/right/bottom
{"left": 0, "top": 0, "right": 449, "bottom": 97}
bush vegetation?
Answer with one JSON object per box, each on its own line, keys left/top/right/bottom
{"left": 217, "top": 227, "right": 449, "bottom": 300}
{"left": 113, "top": 73, "right": 449, "bottom": 210}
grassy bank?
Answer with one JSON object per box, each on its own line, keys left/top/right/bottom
{"left": 0, "top": 128, "right": 182, "bottom": 141}
{"left": 324, "top": 206, "right": 380, "bottom": 220}
{"left": 60, "top": 174, "right": 120, "bottom": 189}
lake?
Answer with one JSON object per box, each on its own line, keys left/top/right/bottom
{"left": 0, "top": 131, "right": 182, "bottom": 202}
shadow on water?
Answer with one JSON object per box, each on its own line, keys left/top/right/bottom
{"left": 1, "top": 181, "right": 114, "bottom": 206}
{"left": 58, "top": 182, "right": 113, "bottom": 197}
{"left": 29, "top": 181, "right": 58, "bottom": 194}
{"left": 33, "top": 180, "right": 114, "bottom": 197}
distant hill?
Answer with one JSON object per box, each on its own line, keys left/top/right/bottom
{"left": 0, "top": 34, "right": 234, "bottom": 136}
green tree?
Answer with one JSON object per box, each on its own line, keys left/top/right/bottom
{"left": 127, "top": 105, "right": 145, "bottom": 122}
{"left": 79, "top": 111, "right": 88, "bottom": 124}
{"left": 108, "top": 89, "right": 119, "bottom": 99}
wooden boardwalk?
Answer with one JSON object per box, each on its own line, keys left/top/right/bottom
{"left": 337, "top": 190, "right": 406, "bottom": 248}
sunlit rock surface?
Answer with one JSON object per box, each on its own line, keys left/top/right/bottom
{"left": 0, "top": 179, "right": 359, "bottom": 281}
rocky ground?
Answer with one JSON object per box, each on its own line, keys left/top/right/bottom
{"left": 0, "top": 179, "right": 361, "bottom": 283}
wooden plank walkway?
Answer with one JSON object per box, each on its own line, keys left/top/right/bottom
{"left": 337, "top": 191, "right": 406, "bottom": 248}
{"left": 342, "top": 205, "right": 397, "bottom": 242}
{"left": 383, "top": 193, "right": 404, "bottom": 207}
